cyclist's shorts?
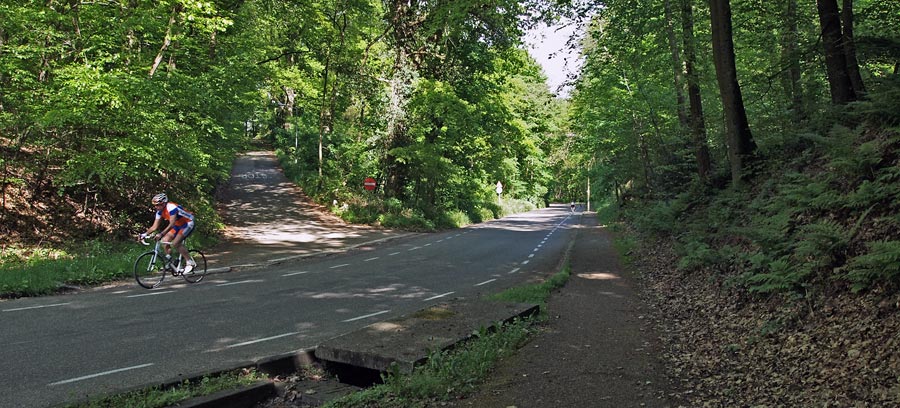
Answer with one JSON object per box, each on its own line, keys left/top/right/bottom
{"left": 173, "top": 221, "right": 195, "bottom": 238}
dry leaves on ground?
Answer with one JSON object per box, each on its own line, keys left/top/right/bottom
{"left": 633, "top": 237, "right": 900, "bottom": 406}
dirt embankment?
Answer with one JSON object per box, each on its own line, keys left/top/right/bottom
{"left": 635, "top": 237, "right": 900, "bottom": 406}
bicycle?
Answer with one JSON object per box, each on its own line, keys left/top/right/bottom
{"left": 133, "top": 237, "right": 207, "bottom": 289}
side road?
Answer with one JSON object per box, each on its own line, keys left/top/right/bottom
{"left": 448, "top": 214, "right": 673, "bottom": 407}
{"left": 205, "top": 151, "right": 407, "bottom": 271}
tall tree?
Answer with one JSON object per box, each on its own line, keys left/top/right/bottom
{"left": 664, "top": 0, "right": 689, "bottom": 129}
{"left": 816, "top": 0, "right": 858, "bottom": 103}
{"left": 780, "top": 0, "right": 805, "bottom": 121}
{"left": 841, "top": 0, "right": 866, "bottom": 97}
{"left": 709, "top": 0, "right": 756, "bottom": 184}
{"left": 681, "top": 0, "right": 710, "bottom": 181}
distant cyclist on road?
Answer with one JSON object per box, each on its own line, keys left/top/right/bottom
{"left": 570, "top": 202, "right": 576, "bottom": 213}
{"left": 139, "top": 193, "right": 197, "bottom": 273}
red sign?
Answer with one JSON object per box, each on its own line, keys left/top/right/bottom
{"left": 364, "top": 177, "right": 377, "bottom": 191}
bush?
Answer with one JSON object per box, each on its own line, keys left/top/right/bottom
{"left": 379, "top": 210, "right": 435, "bottom": 231}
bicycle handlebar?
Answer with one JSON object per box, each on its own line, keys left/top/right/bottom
{"left": 138, "top": 236, "right": 173, "bottom": 246}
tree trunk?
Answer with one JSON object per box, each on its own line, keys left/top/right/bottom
{"left": 781, "top": 0, "right": 805, "bottom": 121}
{"left": 149, "top": 4, "right": 182, "bottom": 78}
{"left": 664, "top": 0, "right": 689, "bottom": 129}
{"left": 709, "top": 0, "right": 756, "bottom": 184}
{"left": 816, "top": 0, "right": 856, "bottom": 104}
{"left": 382, "top": 0, "right": 418, "bottom": 201}
{"left": 682, "top": 0, "right": 710, "bottom": 181}
{"left": 319, "top": 54, "right": 330, "bottom": 180}
{"left": 841, "top": 0, "right": 866, "bottom": 97}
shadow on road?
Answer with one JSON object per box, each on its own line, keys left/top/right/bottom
{"left": 206, "top": 151, "right": 399, "bottom": 268}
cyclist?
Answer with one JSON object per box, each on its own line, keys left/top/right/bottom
{"left": 570, "top": 201, "right": 576, "bottom": 213}
{"left": 139, "top": 193, "right": 197, "bottom": 273}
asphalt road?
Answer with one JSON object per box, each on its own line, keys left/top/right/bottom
{"left": 0, "top": 206, "right": 579, "bottom": 408}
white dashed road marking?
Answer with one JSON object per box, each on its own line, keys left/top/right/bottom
{"left": 49, "top": 363, "right": 154, "bottom": 386}
{"left": 282, "top": 271, "right": 309, "bottom": 277}
{"left": 216, "top": 279, "right": 264, "bottom": 287}
{"left": 424, "top": 292, "right": 455, "bottom": 301}
{"left": 343, "top": 310, "right": 391, "bottom": 322}
{"left": 226, "top": 332, "right": 299, "bottom": 348}
{"left": 126, "top": 291, "right": 175, "bottom": 298}
{"left": 3, "top": 303, "right": 71, "bottom": 312}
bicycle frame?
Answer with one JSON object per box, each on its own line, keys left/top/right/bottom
{"left": 135, "top": 236, "right": 207, "bottom": 289}
{"left": 140, "top": 238, "right": 182, "bottom": 271}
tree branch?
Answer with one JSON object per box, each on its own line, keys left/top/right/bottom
{"left": 149, "top": 4, "right": 182, "bottom": 78}
{"left": 256, "top": 49, "right": 309, "bottom": 65}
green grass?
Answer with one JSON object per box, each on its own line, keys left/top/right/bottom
{"left": 325, "top": 264, "right": 572, "bottom": 407}
{"left": 488, "top": 263, "right": 572, "bottom": 312}
{"left": 0, "top": 235, "right": 217, "bottom": 298}
{"left": 65, "top": 369, "right": 265, "bottom": 408}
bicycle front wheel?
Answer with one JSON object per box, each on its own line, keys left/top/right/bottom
{"left": 182, "top": 249, "right": 207, "bottom": 283}
{"left": 134, "top": 252, "right": 166, "bottom": 289}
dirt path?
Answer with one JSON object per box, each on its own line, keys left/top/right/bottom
{"left": 204, "top": 151, "right": 403, "bottom": 270}
{"left": 449, "top": 215, "right": 672, "bottom": 407}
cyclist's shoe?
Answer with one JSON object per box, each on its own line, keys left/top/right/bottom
{"left": 184, "top": 261, "right": 197, "bottom": 274}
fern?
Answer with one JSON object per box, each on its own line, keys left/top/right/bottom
{"left": 744, "top": 258, "right": 806, "bottom": 294}
{"left": 845, "top": 240, "right": 900, "bottom": 292}
{"left": 793, "top": 220, "right": 849, "bottom": 268}
{"left": 676, "top": 240, "right": 718, "bottom": 271}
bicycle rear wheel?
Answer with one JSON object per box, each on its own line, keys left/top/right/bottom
{"left": 134, "top": 251, "right": 166, "bottom": 289}
{"left": 182, "top": 249, "right": 207, "bottom": 283}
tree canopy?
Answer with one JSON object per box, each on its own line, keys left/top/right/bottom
{"left": 2, "top": 0, "right": 899, "bottom": 295}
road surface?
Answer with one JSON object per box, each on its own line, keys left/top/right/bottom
{"left": 0, "top": 206, "right": 579, "bottom": 408}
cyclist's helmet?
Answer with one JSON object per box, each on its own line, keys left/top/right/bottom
{"left": 151, "top": 193, "right": 168, "bottom": 205}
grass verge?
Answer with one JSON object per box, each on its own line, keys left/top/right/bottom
{"left": 324, "top": 263, "right": 572, "bottom": 408}
{"left": 0, "top": 235, "right": 217, "bottom": 298}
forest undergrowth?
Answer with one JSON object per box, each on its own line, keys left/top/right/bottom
{"left": 620, "top": 85, "right": 900, "bottom": 405}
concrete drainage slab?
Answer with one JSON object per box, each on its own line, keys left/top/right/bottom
{"left": 315, "top": 298, "right": 540, "bottom": 374}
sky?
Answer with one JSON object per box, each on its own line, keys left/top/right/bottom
{"left": 524, "top": 20, "right": 581, "bottom": 98}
